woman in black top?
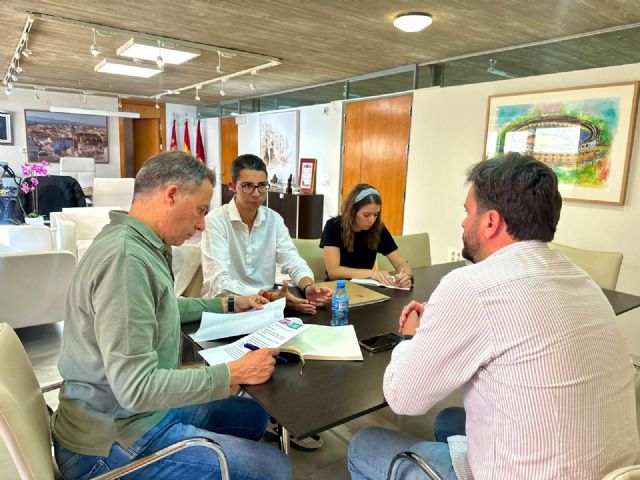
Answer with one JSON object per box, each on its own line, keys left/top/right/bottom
{"left": 320, "top": 183, "right": 412, "bottom": 287}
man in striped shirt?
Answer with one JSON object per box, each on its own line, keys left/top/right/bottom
{"left": 348, "top": 153, "right": 639, "bottom": 479}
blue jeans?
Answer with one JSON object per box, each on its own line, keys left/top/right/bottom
{"left": 53, "top": 396, "right": 291, "bottom": 480}
{"left": 348, "top": 407, "right": 466, "bottom": 480}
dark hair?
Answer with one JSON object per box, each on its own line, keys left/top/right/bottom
{"left": 231, "top": 154, "right": 268, "bottom": 183}
{"left": 133, "top": 151, "right": 215, "bottom": 198}
{"left": 466, "top": 152, "right": 562, "bottom": 242}
{"left": 339, "top": 183, "right": 383, "bottom": 252}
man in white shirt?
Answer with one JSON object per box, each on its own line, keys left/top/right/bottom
{"left": 202, "top": 153, "right": 332, "bottom": 313}
{"left": 348, "top": 153, "right": 640, "bottom": 480}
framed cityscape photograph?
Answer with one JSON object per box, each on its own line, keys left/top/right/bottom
{"left": 25, "top": 110, "right": 109, "bottom": 163}
{"left": 484, "top": 81, "right": 639, "bottom": 205}
{"left": 0, "top": 111, "right": 12, "bottom": 145}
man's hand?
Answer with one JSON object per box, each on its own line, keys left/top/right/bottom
{"left": 400, "top": 310, "right": 421, "bottom": 336}
{"left": 228, "top": 348, "right": 279, "bottom": 385}
{"left": 399, "top": 300, "right": 426, "bottom": 333}
{"left": 371, "top": 270, "right": 396, "bottom": 286}
{"left": 304, "top": 285, "right": 332, "bottom": 307}
{"left": 234, "top": 294, "right": 269, "bottom": 312}
{"left": 272, "top": 281, "right": 317, "bottom": 314}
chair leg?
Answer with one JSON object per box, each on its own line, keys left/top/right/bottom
{"left": 91, "top": 438, "right": 230, "bottom": 480}
{"left": 386, "top": 451, "right": 444, "bottom": 480}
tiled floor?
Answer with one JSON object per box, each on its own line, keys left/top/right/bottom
{"left": 5, "top": 322, "right": 463, "bottom": 480}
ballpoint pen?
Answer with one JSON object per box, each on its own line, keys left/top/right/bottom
{"left": 243, "top": 343, "right": 288, "bottom": 364}
{"left": 394, "top": 262, "right": 408, "bottom": 285}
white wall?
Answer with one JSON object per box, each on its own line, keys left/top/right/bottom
{"left": 202, "top": 117, "right": 222, "bottom": 209}
{"left": 237, "top": 102, "right": 344, "bottom": 223}
{"left": 0, "top": 88, "right": 121, "bottom": 177}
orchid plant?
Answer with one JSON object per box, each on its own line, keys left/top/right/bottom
{"left": 19, "top": 161, "right": 48, "bottom": 218}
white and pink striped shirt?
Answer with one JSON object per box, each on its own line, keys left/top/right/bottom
{"left": 384, "top": 241, "right": 639, "bottom": 479}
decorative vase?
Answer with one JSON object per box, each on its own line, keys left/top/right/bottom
{"left": 24, "top": 216, "right": 44, "bottom": 225}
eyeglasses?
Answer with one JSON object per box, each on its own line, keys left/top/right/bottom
{"left": 238, "top": 182, "right": 270, "bottom": 194}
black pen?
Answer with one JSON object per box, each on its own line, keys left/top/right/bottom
{"left": 243, "top": 343, "right": 288, "bottom": 364}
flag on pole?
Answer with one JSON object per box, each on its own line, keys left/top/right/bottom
{"left": 169, "top": 119, "right": 177, "bottom": 151}
{"left": 195, "top": 120, "right": 206, "bottom": 163}
{"left": 183, "top": 119, "right": 191, "bottom": 153}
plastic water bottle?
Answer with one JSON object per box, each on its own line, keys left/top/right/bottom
{"left": 331, "top": 280, "right": 349, "bottom": 326}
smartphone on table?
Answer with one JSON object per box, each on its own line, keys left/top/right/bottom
{"left": 359, "top": 332, "right": 403, "bottom": 353}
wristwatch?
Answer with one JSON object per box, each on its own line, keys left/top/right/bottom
{"left": 227, "top": 296, "right": 235, "bottom": 313}
{"left": 302, "top": 283, "right": 313, "bottom": 297}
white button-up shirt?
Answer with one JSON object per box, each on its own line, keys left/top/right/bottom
{"left": 201, "top": 198, "right": 313, "bottom": 298}
{"left": 384, "top": 241, "right": 640, "bottom": 479}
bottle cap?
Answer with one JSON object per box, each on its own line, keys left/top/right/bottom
{"left": 336, "top": 279, "right": 346, "bottom": 288}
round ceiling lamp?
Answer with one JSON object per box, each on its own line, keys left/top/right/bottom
{"left": 393, "top": 12, "right": 432, "bottom": 32}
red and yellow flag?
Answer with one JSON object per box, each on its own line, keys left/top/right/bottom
{"left": 169, "top": 119, "right": 177, "bottom": 151}
{"left": 183, "top": 119, "right": 191, "bottom": 153}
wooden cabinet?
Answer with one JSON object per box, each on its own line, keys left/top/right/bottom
{"left": 267, "top": 192, "right": 324, "bottom": 239}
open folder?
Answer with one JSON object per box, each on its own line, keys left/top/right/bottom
{"left": 198, "top": 318, "right": 363, "bottom": 367}
{"left": 314, "top": 280, "right": 390, "bottom": 307}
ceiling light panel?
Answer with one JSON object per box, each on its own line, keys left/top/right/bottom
{"left": 95, "top": 58, "right": 162, "bottom": 78}
{"left": 117, "top": 38, "right": 201, "bottom": 65}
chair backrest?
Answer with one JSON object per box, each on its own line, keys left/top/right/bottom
{"left": 602, "top": 465, "right": 640, "bottom": 480}
{"left": 19, "top": 176, "right": 86, "bottom": 221}
{"left": 59, "top": 157, "right": 95, "bottom": 190}
{"left": 377, "top": 232, "right": 431, "bottom": 272}
{"left": 0, "top": 225, "right": 53, "bottom": 252}
{"left": 173, "top": 244, "right": 202, "bottom": 296}
{"left": 0, "top": 251, "right": 76, "bottom": 329}
{"left": 548, "top": 242, "right": 623, "bottom": 290}
{"left": 292, "top": 238, "right": 325, "bottom": 281}
{"left": 50, "top": 207, "right": 118, "bottom": 259}
{"left": 92, "top": 178, "right": 135, "bottom": 210}
{"left": 0, "top": 323, "right": 56, "bottom": 479}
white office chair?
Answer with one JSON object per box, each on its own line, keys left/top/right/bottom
{"left": 92, "top": 178, "right": 135, "bottom": 210}
{"left": 59, "top": 157, "right": 95, "bottom": 190}
{"left": 0, "top": 251, "right": 76, "bottom": 329}
{"left": 0, "top": 225, "right": 53, "bottom": 252}
{"left": 0, "top": 323, "right": 230, "bottom": 480}
{"left": 50, "top": 206, "right": 118, "bottom": 259}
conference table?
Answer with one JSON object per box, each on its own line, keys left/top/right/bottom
{"left": 182, "top": 261, "right": 640, "bottom": 454}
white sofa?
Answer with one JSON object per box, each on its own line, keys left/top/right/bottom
{"left": 0, "top": 225, "right": 54, "bottom": 252}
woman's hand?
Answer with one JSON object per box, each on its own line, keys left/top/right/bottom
{"left": 234, "top": 295, "right": 269, "bottom": 313}
{"left": 371, "top": 269, "right": 396, "bottom": 286}
{"left": 393, "top": 273, "right": 411, "bottom": 288}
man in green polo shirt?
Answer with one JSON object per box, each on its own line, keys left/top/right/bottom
{"left": 51, "top": 151, "right": 290, "bottom": 479}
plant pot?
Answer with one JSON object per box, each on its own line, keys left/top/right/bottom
{"left": 24, "top": 216, "right": 44, "bottom": 225}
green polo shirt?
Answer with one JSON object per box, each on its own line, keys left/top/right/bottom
{"left": 51, "top": 211, "right": 230, "bottom": 456}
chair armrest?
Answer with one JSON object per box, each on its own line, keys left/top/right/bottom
{"left": 91, "top": 438, "right": 229, "bottom": 480}
{"left": 50, "top": 215, "right": 78, "bottom": 257}
{"left": 387, "top": 451, "right": 444, "bottom": 480}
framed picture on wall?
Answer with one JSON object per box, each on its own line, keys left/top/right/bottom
{"left": 0, "top": 111, "right": 12, "bottom": 145}
{"left": 260, "top": 110, "right": 299, "bottom": 183}
{"left": 298, "top": 158, "right": 317, "bottom": 193}
{"left": 25, "top": 110, "right": 109, "bottom": 163}
{"left": 483, "top": 81, "right": 639, "bottom": 205}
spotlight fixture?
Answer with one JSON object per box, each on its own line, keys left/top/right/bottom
{"left": 155, "top": 41, "right": 164, "bottom": 69}
{"left": 10, "top": 72, "right": 18, "bottom": 82}
{"left": 90, "top": 28, "right": 100, "bottom": 57}
{"left": 117, "top": 37, "right": 200, "bottom": 65}
{"left": 21, "top": 38, "right": 32, "bottom": 57}
{"left": 194, "top": 85, "right": 201, "bottom": 102}
{"left": 487, "top": 58, "right": 516, "bottom": 79}
{"left": 249, "top": 70, "right": 256, "bottom": 91}
{"left": 34, "top": 92, "right": 39, "bottom": 100}
{"left": 219, "top": 80, "right": 225, "bottom": 96}
{"left": 117, "top": 96, "right": 123, "bottom": 108}
{"left": 155, "top": 97, "right": 160, "bottom": 109}
{"left": 216, "top": 51, "right": 223, "bottom": 74}
{"left": 393, "top": 12, "right": 433, "bottom": 32}
{"left": 15, "top": 61, "right": 23, "bottom": 74}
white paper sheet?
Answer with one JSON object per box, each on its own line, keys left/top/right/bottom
{"left": 350, "top": 278, "right": 410, "bottom": 291}
{"left": 198, "top": 317, "right": 306, "bottom": 365}
{"left": 193, "top": 297, "right": 286, "bottom": 341}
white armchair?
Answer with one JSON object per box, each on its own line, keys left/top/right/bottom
{"left": 0, "top": 225, "right": 53, "bottom": 252}
{"left": 92, "top": 177, "right": 135, "bottom": 210}
{"left": 0, "top": 251, "right": 76, "bottom": 328}
{"left": 59, "top": 157, "right": 95, "bottom": 190}
{"left": 50, "top": 206, "right": 118, "bottom": 259}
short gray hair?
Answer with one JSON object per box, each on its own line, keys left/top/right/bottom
{"left": 133, "top": 151, "right": 215, "bottom": 198}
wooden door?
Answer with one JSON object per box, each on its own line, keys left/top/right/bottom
{"left": 342, "top": 95, "right": 412, "bottom": 235}
{"left": 132, "top": 119, "right": 160, "bottom": 174}
{"left": 220, "top": 117, "right": 238, "bottom": 185}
